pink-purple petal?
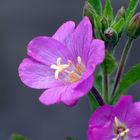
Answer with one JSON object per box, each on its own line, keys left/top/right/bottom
{"left": 87, "top": 39, "right": 105, "bottom": 67}
{"left": 53, "top": 21, "right": 75, "bottom": 45}
{"left": 39, "top": 88, "right": 62, "bottom": 106}
{"left": 88, "top": 126, "right": 113, "bottom": 140}
{"left": 72, "top": 75, "right": 93, "bottom": 100}
{"left": 87, "top": 105, "right": 114, "bottom": 140}
{"left": 89, "top": 105, "right": 113, "bottom": 128}
{"left": 18, "top": 58, "right": 66, "bottom": 89}
{"left": 39, "top": 86, "right": 77, "bottom": 106}
{"left": 126, "top": 102, "right": 140, "bottom": 138}
{"left": 114, "top": 96, "right": 132, "bottom": 121}
{"left": 39, "top": 74, "right": 93, "bottom": 106}
{"left": 27, "top": 36, "right": 74, "bottom": 66}
{"left": 65, "top": 16, "right": 93, "bottom": 64}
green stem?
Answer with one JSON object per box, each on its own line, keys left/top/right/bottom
{"left": 90, "top": 86, "right": 105, "bottom": 106}
{"left": 102, "top": 54, "right": 109, "bottom": 103}
{"left": 104, "top": 74, "right": 109, "bottom": 103}
{"left": 111, "top": 37, "right": 134, "bottom": 98}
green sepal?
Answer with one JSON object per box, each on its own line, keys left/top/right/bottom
{"left": 115, "top": 6, "right": 126, "bottom": 21}
{"left": 112, "top": 18, "right": 125, "bottom": 36}
{"left": 111, "top": 63, "right": 140, "bottom": 104}
{"left": 83, "top": 1, "right": 94, "bottom": 25}
{"left": 83, "top": 1, "right": 102, "bottom": 38}
{"left": 104, "top": 0, "right": 113, "bottom": 24}
{"left": 125, "top": 0, "right": 139, "bottom": 26}
{"left": 87, "top": 0, "right": 102, "bottom": 16}
{"left": 94, "top": 14, "right": 102, "bottom": 38}
{"left": 101, "top": 17, "right": 109, "bottom": 32}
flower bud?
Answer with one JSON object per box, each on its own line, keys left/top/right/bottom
{"left": 115, "top": 6, "right": 125, "bottom": 21}
{"left": 127, "top": 12, "right": 140, "bottom": 39}
{"left": 104, "top": 27, "right": 118, "bottom": 44}
{"left": 101, "top": 17, "right": 109, "bottom": 32}
{"left": 83, "top": 1, "right": 94, "bottom": 23}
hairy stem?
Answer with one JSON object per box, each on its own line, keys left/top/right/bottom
{"left": 102, "top": 55, "right": 109, "bottom": 103}
{"left": 111, "top": 38, "right": 133, "bottom": 98}
{"left": 91, "top": 86, "right": 105, "bottom": 106}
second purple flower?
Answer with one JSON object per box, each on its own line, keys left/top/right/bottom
{"left": 18, "top": 17, "right": 105, "bottom": 106}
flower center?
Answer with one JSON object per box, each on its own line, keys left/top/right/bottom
{"left": 50, "top": 56, "right": 85, "bottom": 83}
{"left": 113, "top": 117, "right": 129, "bottom": 140}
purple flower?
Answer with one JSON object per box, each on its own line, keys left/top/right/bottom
{"left": 88, "top": 96, "right": 140, "bottom": 140}
{"left": 18, "top": 17, "right": 105, "bottom": 106}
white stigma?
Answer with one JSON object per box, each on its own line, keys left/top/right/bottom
{"left": 50, "top": 57, "right": 70, "bottom": 80}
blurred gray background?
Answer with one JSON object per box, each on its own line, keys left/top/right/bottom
{"left": 0, "top": 0, "right": 139, "bottom": 140}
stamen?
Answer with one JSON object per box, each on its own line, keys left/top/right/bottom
{"left": 67, "top": 60, "right": 73, "bottom": 65}
{"left": 50, "top": 57, "right": 70, "bottom": 79}
{"left": 57, "top": 57, "right": 62, "bottom": 65}
{"left": 113, "top": 117, "right": 129, "bottom": 140}
{"left": 112, "top": 129, "right": 129, "bottom": 140}
{"left": 114, "top": 117, "right": 122, "bottom": 127}
{"left": 50, "top": 64, "right": 58, "bottom": 69}
{"left": 68, "top": 72, "right": 81, "bottom": 83}
{"left": 77, "top": 56, "right": 82, "bottom": 64}
{"left": 50, "top": 56, "right": 85, "bottom": 82}
{"left": 54, "top": 70, "right": 59, "bottom": 80}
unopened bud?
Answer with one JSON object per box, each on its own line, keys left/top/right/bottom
{"left": 101, "top": 17, "right": 109, "bottom": 32}
{"left": 105, "top": 28, "right": 118, "bottom": 44}
{"left": 83, "top": 1, "right": 94, "bottom": 22}
{"left": 127, "top": 12, "right": 140, "bottom": 39}
{"left": 115, "top": 6, "right": 125, "bottom": 21}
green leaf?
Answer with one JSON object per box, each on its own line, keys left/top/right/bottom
{"left": 10, "top": 134, "right": 29, "bottom": 140}
{"left": 102, "top": 52, "right": 117, "bottom": 75}
{"left": 88, "top": 92, "right": 99, "bottom": 112}
{"left": 126, "top": 0, "right": 140, "bottom": 26}
{"left": 88, "top": 0, "right": 102, "bottom": 16}
{"left": 111, "top": 64, "right": 140, "bottom": 104}
{"left": 112, "top": 18, "right": 125, "bottom": 34}
{"left": 104, "top": 0, "right": 113, "bottom": 23}
{"left": 94, "top": 74, "right": 103, "bottom": 94}
{"left": 66, "top": 137, "right": 76, "bottom": 140}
